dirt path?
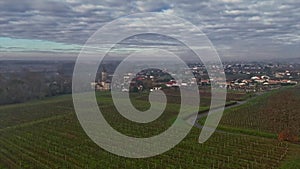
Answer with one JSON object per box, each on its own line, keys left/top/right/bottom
{"left": 184, "top": 92, "right": 265, "bottom": 133}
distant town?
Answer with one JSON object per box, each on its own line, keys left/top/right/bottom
{"left": 92, "top": 62, "right": 300, "bottom": 93}
{"left": 0, "top": 60, "right": 299, "bottom": 105}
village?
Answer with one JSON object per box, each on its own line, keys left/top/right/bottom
{"left": 91, "top": 62, "right": 300, "bottom": 93}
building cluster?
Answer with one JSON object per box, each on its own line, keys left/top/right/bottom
{"left": 91, "top": 62, "right": 300, "bottom": 92}
{"left": 223, "top": 63, "right": 299, "bottom": 92}
{"left": 90, "top": 67, "right": 111, "bottom": 91}
{"left": 227, "top": 75, "right": 298, "bottom": 92}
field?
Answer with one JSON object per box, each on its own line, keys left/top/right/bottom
{"left": 0, "top": 89, "right": 299, "bottom": 168}
{"left": 220, "top": 86, "right": 300, "bottom": 141}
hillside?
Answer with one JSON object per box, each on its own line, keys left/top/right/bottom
{"left": 0, "top": 90, "right": 299, "bottom": 168}
{"left": 220, "top": 86, "right": 300, "bottom": 141}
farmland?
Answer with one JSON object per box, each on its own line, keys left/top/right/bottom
{"left": 220, "top": 86, "right": 300, "bottom": 140}
{"left": 0, "top": 89, "right": 299, "bottom": 168}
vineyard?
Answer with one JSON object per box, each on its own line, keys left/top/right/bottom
{"left": 0, "top": 90, "right": 299, "bottom": 168}
{"left": 135, "top": 88, "right": 251, "bottom": 107}
{"left": 220, "top": 86, "right": 300, "bottom": 142}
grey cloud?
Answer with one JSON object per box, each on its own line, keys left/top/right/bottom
{"left": 0, "top": 0, "right": 299, "bottom": 60}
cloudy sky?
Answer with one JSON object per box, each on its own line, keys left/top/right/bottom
{"left": 0, "top": 0, "right": 299, "bottom": 61}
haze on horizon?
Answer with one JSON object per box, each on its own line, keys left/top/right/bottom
{"left": 0, "top": 0, "right": 299, "bottom": 61}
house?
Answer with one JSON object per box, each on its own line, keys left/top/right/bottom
{"left": 201, "top": 79, "right": 211, "bottom": 86}
{"left": 268, "top": 80, "right": 281, "bottom": 85}
{"left": 275, "top": 72, "right": 285, "bottom": 78}
{"left": 165, "top": 80, "right": 176, "bottom": 87}
{"left": 150, "top": 86, "right": 162, "bottom": 92}
{"left": 91, "top": 81, "right": 111, "bottom": 91}
{"left": 281, "top": 80, "right": 298, "bottom": 86}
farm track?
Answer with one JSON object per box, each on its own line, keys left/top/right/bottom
{"left": 183, "top": 92, "right": 267, "bottom": 136}
{"left": 184, "top": 100, "right": 247, "bottom": 133}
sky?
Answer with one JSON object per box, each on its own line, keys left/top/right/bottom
{"left": 0, "top": 0, "right": 299, "bottom": 61}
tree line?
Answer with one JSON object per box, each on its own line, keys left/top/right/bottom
{"left": 0, "top": 70, "right": 72, "bottom": 105}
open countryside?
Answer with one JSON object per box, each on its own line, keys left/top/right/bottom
{"left": 0, "top": 86, "right": 299, "bottom": 169}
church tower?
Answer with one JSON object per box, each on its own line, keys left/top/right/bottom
{"left": 101, "top": 66, "right": 107, "bottom": 82}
